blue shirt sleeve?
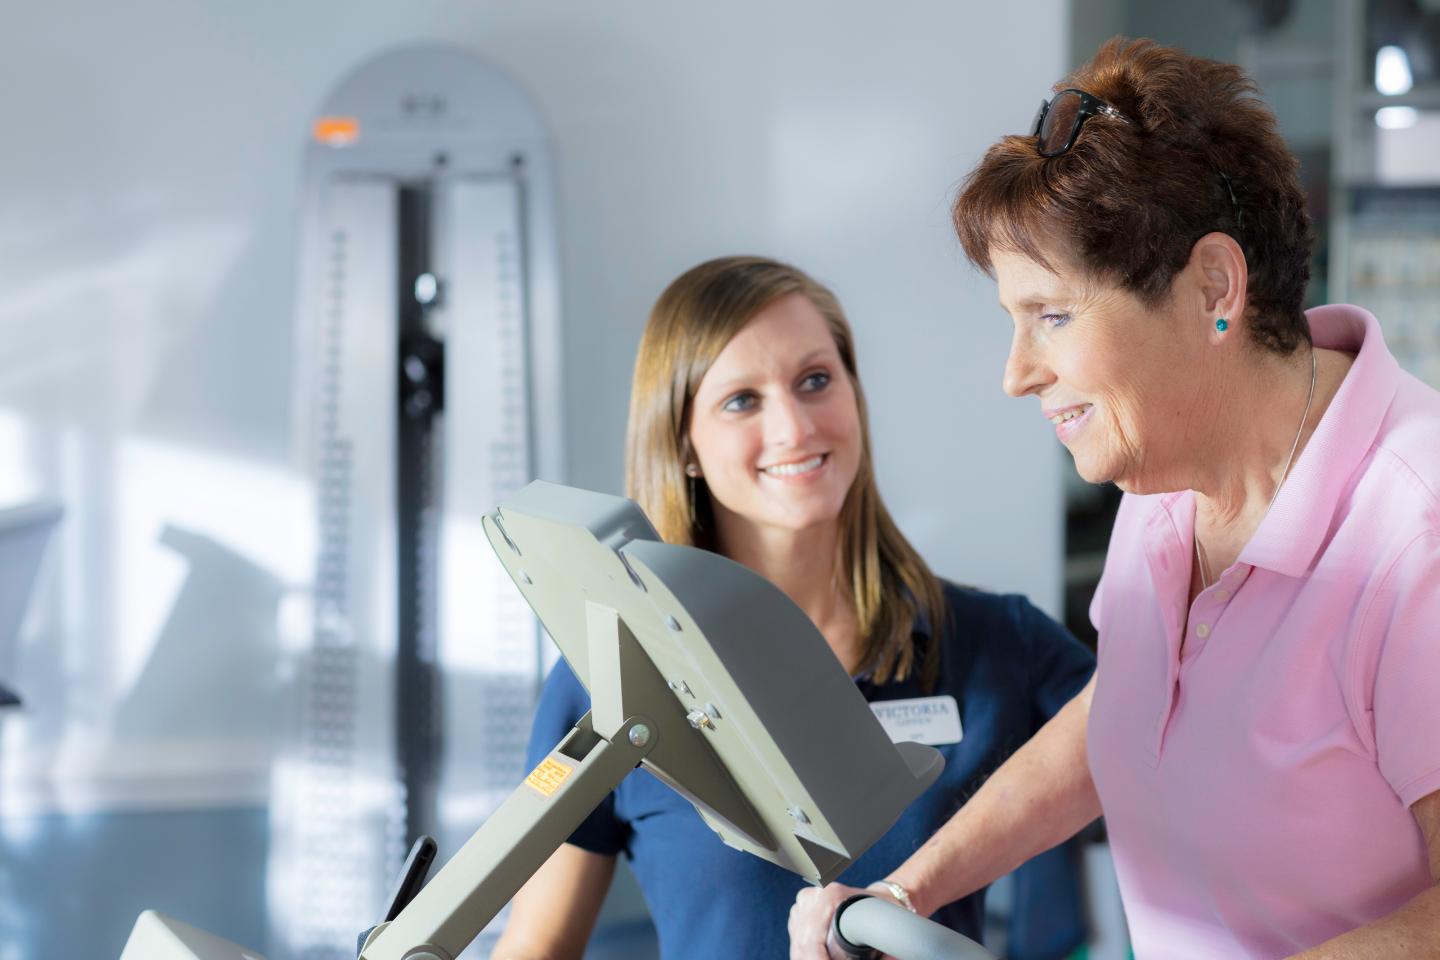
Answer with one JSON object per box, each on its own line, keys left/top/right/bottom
{"left": 1002, "top": 597, "right": 1094, "bottom": 960}
{"left": 526, "top": 658, "right": 629, "bottom": 857}
{"left": 1012, "top": 597, "right": 1095, "bottom": 729}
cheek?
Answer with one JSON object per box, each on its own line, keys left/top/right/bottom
{"left": 1052, "top": 328, "right": 1109, "bottom": 390}
{"left": 817, "top": 386, "right": 862, "bottom": 445}
{"left": 815, "top": 392, "right": 864, "bottom": 488}
{"left": 690, "top": 419, "right": 761, "bottom": 481}
{"left": 1057, "top": 333, "right": 1138, "bottom": 412}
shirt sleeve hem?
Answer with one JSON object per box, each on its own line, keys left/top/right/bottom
{"left": 563, "top": 835, "right": 626, "bottom": 857}
{"left": 1345, "top": 531, "right": 1439, "bottom": 759}
{"left": 1394, "top": 766, "right": 1440, "bottom": 809}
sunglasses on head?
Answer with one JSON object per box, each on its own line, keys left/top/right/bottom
{"left": 1030, "top": 88, "right": 1134, "bottom": 157}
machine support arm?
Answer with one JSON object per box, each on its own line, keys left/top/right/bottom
{"left": 358, "top": 709, "right": 652, "bottom": 960}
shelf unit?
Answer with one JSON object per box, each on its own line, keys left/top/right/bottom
{"left": 1331, "top": 0, "right": 1440, "bottom": 395}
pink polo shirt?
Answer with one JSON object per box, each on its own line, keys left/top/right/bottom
{"left": 1087, "top": 304, "right": 1440, "bottom": 958}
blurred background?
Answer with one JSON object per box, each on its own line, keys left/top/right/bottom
{"left": 2, "top": 1, "right": 1437, "bottom": 958}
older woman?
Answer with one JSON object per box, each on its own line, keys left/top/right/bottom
{"left": 791, "top": 38, "right": 1440, "bottom": 959}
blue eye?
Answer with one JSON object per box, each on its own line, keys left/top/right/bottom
{"left": 722, "top": 392, "right": 758, "bottom": 413}
{"left": 1041, "top": 312, "right": 1073, "bottom": 328}
{"left": 800, "top": 371, "right": 831, "bottom": 391}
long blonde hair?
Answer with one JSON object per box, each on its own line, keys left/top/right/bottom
{"left": 625, "top": 256, "right": 947, "bottom": 689}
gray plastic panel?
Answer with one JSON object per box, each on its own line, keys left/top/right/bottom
{"left": 483, "top": 481, "right": 944, "bottom": 884}
{"left": 120, "top": 911, "right": 266, "bottom": 960}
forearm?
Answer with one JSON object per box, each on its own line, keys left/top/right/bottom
{"left": 491, "top": 922, "right": 576, "bottom": 960}
{"left": 489, "top": 936, "right": 563, "bottom": 960}
{"left": 1288, "top": 885, "right": 1440, "bottom": 959}
{"left": 889, "top": 679, "right": 1101, "bottom": 916}
{"left": 488, "top": 844, "right": 615, "bottom": 960}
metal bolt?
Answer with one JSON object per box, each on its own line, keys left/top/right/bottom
{"left": 628, "top": 724, "right": 652, "bottom": 748}
{"left": 413, "top": 272, "right": 440, "bottom": 305}
{"left": 686, "top": 709, "right": 714, "bottom": 731}
{"left": 705, "top": 703, "right": 722, "bottom": 722}
{"left": 666, "top": 615, "right": 682, "bottom": 632}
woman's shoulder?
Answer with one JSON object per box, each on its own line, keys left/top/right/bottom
{"left": 927, "top": 579, "right": 1093, "bottom": 712}
{"left": 932, "top": 579, "right": 1091, "bottom": 664}
{"left": 1372, "top": 374, "right": 1440, "bottom": 524}
{"left": 933, "top": 578, "right": 1057, "bottom": 639}
{"left": 535, "top": 656, "right": 591, "bottom": 720}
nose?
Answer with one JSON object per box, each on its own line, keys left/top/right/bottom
{"left": 765, "top": 392, "right": 817, "bottom": 448}
{"left": 1002, "top": 326, "right": 1052, "bottom": 399}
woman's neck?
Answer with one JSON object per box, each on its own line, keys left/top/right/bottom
{"left": 1189, "top": 345, "right": 1350, "bottom": 545}
{"left": 713, "top": 512, "right": 862, "bottom": 671}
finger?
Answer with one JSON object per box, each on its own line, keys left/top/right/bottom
{"left": 785, "top": 903, "right": 813, "bottom": 960}
{"left": 789, "top": 900, "right": 833, "bottom": 960}
{"left": 790, "top": 927, "right": 830, "bottom": 960}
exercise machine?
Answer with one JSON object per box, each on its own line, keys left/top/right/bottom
{"left": 123, "top": 482, "right": 994, "bottom": 959}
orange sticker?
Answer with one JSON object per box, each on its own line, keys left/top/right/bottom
{"left": 524, "top": 757, "right": 574, "bottom": 797}
{"left": 312, "top": 116, "right": 360, "bottom": 147}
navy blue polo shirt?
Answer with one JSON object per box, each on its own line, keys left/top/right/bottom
{"left": 524, "top": 582, "right": 1095, "bottom": 959}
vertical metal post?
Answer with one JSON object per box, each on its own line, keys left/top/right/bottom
{"left": 396, "top": 183, "right": 446, "bottom": 849}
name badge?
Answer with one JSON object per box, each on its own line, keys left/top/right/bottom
{"left": 869, "top": 695, "right": 963, "bottom": 746}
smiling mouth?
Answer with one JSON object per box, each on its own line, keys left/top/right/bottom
{"left": 759, "top": 454, "right": 828, "bottom": 477}
{"left": 1048, "top": 404, "right": 1092, "bottom": 425}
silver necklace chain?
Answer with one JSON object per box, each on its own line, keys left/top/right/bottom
{"left": 1195, "top": 347, "right": 1318, "bottom": 591}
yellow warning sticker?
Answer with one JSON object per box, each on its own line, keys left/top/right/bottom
{"left": 525, "top": 757, "right": 574, "bottom": 797}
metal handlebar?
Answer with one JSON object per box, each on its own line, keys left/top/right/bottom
{"left": 831, "top": 895, "right": 997, "bottom": 960}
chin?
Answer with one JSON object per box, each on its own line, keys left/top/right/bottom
{"left": 770, "top": 507, "right": 842, "bottom": 533}
{"left": 1069, "top": 452, "right": 1121, "bottom": 489}
{"left": 763, "top": 496, "right": 846, "bottom": 533}
{"left": 1080, "top": 462, "right": 1158, "bottom": 496}
{"left": 1067, "top": 451, "right": 1104, "bottom": 484}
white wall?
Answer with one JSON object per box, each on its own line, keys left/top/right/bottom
{"left": 534, "top": 5, "right": 1068, "bottom": 606}
{"left": 1, "top": 3, "right": 1069, "bottom": 956}
{"left": 0, "top": 1, "right": 1066, "bottom": 806}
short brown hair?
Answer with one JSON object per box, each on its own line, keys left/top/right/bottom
{"left": 954, "top": 37, "right": 1313, "bottom": 354}
{"left": 625, "top": 256, "right": 948, "bottom": 688}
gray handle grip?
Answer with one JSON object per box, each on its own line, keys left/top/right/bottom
{"left": 833, "top": 895, "right": 996, "bottom": 960}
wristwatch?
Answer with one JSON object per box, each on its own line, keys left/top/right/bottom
{"left": 867, "top": 879, "right": 917, "bottom": 914}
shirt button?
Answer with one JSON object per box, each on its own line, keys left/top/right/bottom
{"left": 1196, "top": 623, "right": 1211, "bottom": 639}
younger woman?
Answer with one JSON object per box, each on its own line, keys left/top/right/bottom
{"left": 492, "top": 256, "right": 1093, "bottom": 959}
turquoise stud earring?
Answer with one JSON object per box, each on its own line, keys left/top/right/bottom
{"left": 1216, "top": 317, "right": 1229, "bottom": 332}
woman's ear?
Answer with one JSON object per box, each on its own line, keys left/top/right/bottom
{"left": 1188, "top": 231, "right": 1249, "bottom": 337}
{"left": 679, "top": 437, "right": 701, "bottom": 478}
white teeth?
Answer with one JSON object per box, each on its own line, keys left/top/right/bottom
{"left": 1049, "top": 405, "right": 1091, "bottom": 425}
{"left": 762, "top": 455, "right": 825, "bottom": 477}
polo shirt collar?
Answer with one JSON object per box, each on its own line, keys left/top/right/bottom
{"left": 1238, "top": 304, "right": 1400, "bottom": 576}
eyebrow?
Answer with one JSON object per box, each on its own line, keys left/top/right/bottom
{"left": 704, "top": 347, "right": 834, "bottom": 397}
{"left": 1001, "top": 294, "right": 1070, "bottom": 314}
